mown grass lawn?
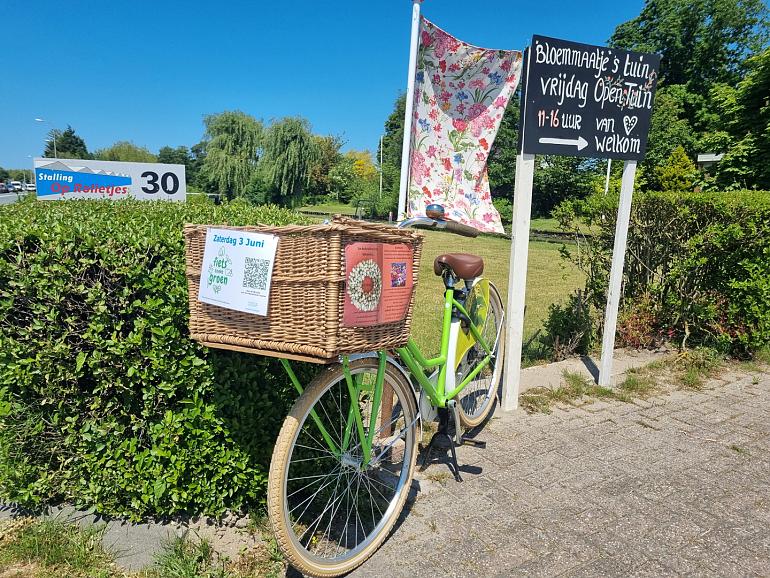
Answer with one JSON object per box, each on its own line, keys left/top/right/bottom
{"left": 530, "top": 217, "right": 561, "bottom": 233}
{"left": 409, "top": 229, "right": 584, "bottom": 359}
{"left": 298, "top": 201, "right": 357, "bottom": 215}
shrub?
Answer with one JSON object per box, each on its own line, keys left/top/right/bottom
{"left": 616, "top": 292, "right": 666, "bottom": 349}
{"left": 653, "top": 145, "right": 697, "bottom": 192}
{"left": 556, "top": 190, "right": 770, "bottom": 353}
{"left": 0, "top": 198, "right": 315, "bottom": 519}
{"left": 539, "top": 290, "right": 595, "bottom": 360}
{"left": 492, "top": 198, "right": 512, "bottom": 225}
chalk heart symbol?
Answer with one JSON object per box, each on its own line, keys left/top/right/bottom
{"left": 623, "top": 115, "right": 638, "bottom": 136}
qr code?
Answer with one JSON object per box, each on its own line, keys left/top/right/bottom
{"left": 243, "top": 257, "right": 270, "bottom": 291}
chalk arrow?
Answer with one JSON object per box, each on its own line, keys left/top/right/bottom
{"left": 539, "top": 136, "right": 588, "bottom": 151}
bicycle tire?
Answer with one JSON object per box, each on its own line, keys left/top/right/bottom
{"left": 455, "top": 281, "right": 506, "bottom": 428}
{"left": 268, "top": 358, "right": 418, "bottom": 577}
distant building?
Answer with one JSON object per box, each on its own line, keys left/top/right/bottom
{"left": 697, "top": 153, "right": 724, "bottom": 175}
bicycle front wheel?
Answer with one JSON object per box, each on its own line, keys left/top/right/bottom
{"left": 268, "top": 358, "right": 418, "bottom": 577}
{"left": 455, "top": 280, "right": 506, "bottom": 428}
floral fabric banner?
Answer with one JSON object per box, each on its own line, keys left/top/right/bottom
{"left": 407, "top": 18, "right": 523, "bottom": 234}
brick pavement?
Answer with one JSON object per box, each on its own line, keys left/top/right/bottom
{"left": 351, "top": 370, "right": 770, "bottom": 577}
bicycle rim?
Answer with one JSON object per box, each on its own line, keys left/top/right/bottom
{"left": 268, "top": 359, "right": 417, "bottom": 577}
{"left": 456, "top": 281, "right": 505, "bottom": 427}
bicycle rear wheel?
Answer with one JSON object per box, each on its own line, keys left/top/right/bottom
{"left": 268, "top": 358, "right": 418, "bottom": 577}
{"left": 455, "top": 281, "right": 506, "bottom": 428}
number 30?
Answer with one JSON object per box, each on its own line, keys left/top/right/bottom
{"left": 141, "top": 171, "right": 180, "bottom": 195}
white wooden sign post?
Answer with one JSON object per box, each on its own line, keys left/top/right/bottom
{"left": 598, "top": 160, "right": 637, "bottom": 386}
{"left": 502, "top": 152, "right": 535, "bottom": 410}
{"left": 501, "top": 36, "right": 660, "bottom": 409}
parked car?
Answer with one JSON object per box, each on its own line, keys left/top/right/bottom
{"left": 9, "top": 181, "right": 22, "bottom": 192}
{"left": 0, "top": 183, "right": 8, "bottom": 194}
{"left": 25, "top": 182, "right": 36, "bottom": 191}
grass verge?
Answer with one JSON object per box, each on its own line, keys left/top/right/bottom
{"left": 520, "top": 368, "right": 658, "bottom": 414}
{"left": 0, "top": 517, "right": 118, "bottom": 578}
{"left": 672, "top": 347, "right": 724, "bottom": 390}
{"left": 0, "top": 517, "right": 286, "bottom": 578}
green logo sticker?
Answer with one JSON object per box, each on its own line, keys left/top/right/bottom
{"left": 207, "top": 247, "right": 233, "bottom": 294}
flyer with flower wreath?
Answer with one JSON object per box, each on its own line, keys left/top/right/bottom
{"left": 343, "top": 242, "right": 414, "bottom": 327}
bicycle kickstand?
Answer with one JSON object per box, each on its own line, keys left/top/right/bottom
{"left": 421, "top": 403, "right": 463, "bottom": 482}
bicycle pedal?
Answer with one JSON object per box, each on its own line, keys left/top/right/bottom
{"left": 460, "top": 437, "right": 486, "bottom": 449}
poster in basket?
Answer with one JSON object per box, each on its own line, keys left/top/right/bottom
{"left": 343, "top": 243, "right": 414, "bottom": 327}
{"left": 198, "top": 228, "right": 279, "bottom": 315}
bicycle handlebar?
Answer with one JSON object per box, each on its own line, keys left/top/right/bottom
{"left": 397, "top": 216, "right": 479, "bottom": 238}
{"left": 443, "top": 220, "right": 480, "bottom": 238}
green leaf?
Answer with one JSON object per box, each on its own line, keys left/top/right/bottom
{"left": 76, "top": 351, "right": 87, "bottom": 372}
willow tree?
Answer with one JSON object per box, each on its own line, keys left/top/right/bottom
{"left": 200, "top": 111, "right": 262, "bottom": 199}
{"left": 261, "top": 117, "right": 318, "bottom": 208}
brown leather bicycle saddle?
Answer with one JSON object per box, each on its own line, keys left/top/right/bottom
{"left": 433, "top": 253, "right": 484, "bottom": 279}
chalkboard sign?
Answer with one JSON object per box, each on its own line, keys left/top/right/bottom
{"left": 520, "top": 35, "right": 661, "bottom": 160}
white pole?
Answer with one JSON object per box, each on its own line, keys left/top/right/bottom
{"left": 396, "top": 0, "right": 422, "bottom": 220}
{"left": 501, "top": 153, "right": 535, "bottom": 411}
{"left": 598, "top": 160, "right": 637, "bottom": 387}
{"left": 604, "top": 158, "right": 612, "bottom": 195}
{"left": 379, "top": 135, "right": 384, "bottom": 200}
{"left": 501, "top": 45, "right": 535, "bottom": 412}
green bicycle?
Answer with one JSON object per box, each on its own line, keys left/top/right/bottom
{"left": 267, "top": 216, "right": 506, "bottom": 577}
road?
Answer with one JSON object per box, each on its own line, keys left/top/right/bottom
{"left": 0, "top": 193, "right": 21, "bottom": 205}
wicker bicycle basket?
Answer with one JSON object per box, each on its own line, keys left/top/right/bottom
{"left": 184, "top": 216, "right": 423, "bottom": 363}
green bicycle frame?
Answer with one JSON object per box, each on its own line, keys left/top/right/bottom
{"left": 280, "top": 285, "right": 493, "bottom": 463}
{"left": 395, "top": 286, "right": 492, "bottom": 408}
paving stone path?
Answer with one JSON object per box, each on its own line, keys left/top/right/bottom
{"left": 351, "top": 370, "right": 770, "bottom": 577}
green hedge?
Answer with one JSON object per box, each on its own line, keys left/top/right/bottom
{"left": 0, "top": 198, "right": 316, "bottom": 519}
{"left": 555, "top": 191, "right": 770, "bottom": 352}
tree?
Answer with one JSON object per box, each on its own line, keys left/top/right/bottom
{"left": 158, "top": 145, "right": 201, "bottom": 186}
{"left": 199, "top": 111, "right": 262, "bottom": 199}
{"left": 307, "top": 135, "right": 343, "bottom": 197}
{"left": 261, "top": 117, "right": 318, "bottom": 208}
{"left": 8, "top": 169, "right": 33, "bottom": 183}
{"left": 44, "top": 125, "right": 89, "bottom": 159}
{"left": 654, "top": 145, "right": 697, "bottom": 190}
{"left": 707, "top": 48, "right": 770, "bottom": 189}
{"left": 640, "top": 85, "right": 698, "bottom": 180}
{"left": 94, "top": 141, "right": 156, "bottom": 162}
{"left": 189, "top": 141, "right": 207, "bottom": 188}
{"left": 610, "top": 0, "right": 769, "bottom": 92}
{"left": 487, "top": 97, "right": 521, "bottom": 199}
{"left": 532, "top": 156, "right": 594, "bottom": 217}
{"left": 378, "top": 93, "right": 407, "bottom": 195}
{"left": 157, "top": 145, "right": 191, "bottom": 166}
{"left": 0, "top": 167, "right": 9, "bottom": 182}
{"left": 327, "top": 152, "right": 381, "bottom": 204}
{"left": 346, "top": 150, "right": 378, "bottom": 182}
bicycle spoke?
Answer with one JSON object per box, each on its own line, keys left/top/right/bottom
{"left": 289, "top": 464, "right": 342, "bottom": 518}
{"left": 316, "top": 391, "right": 344, "bottom": 448}
{"left": 318, "top": 471, "right": 352, "bottom": 557}
{"left": 346, "top": 405, "right": 404, "bottom": 456}
{"left": 287, "top": 454, "right": 337, "bottom": 464}
{"left": 338, "top": 473, "right": 359, "bottom": 556}
{"left": 297, "top": 466, "right": 347, "bottom": 547}
{"left": 287, "top": 473, "right": 330, "bottom": 500}
{"left": 272, "top": 359, "right": 417, "bottom": 569}
{"left": 294, "top": 440, "right": 335, "bottom": 454}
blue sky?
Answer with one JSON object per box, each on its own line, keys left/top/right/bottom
{"left": 1, "top": 0, "right": 643, "bottom": 169}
